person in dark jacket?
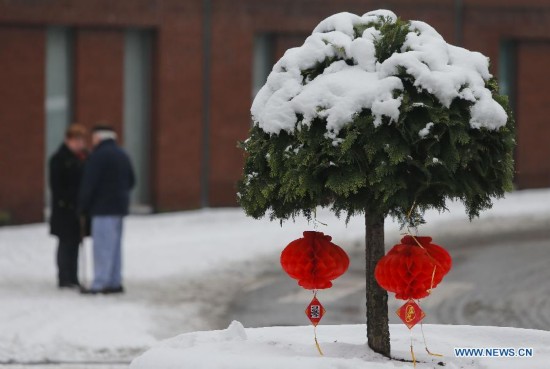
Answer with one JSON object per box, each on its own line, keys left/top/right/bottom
{"left": 78, "top": 125, "right": 135, "bottom": 294}
{"left": 49, "top": 124, "right": 89, "bottom": 289}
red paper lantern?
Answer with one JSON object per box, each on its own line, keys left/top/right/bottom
{"left": 375, "top": 235, "right": 452, "bottom": 300}
{"left": 281, "top": 231, "right": 349, "bottom": 290}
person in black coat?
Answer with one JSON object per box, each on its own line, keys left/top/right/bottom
{"left": 49, "top": 124, "right": 89, "bottom": 289}
{"left": 78, "top": 125, "right": 135, "bottom": 294}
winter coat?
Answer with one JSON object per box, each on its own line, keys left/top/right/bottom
{"left": 78, "top": 139, "right": 135, "bottom": 216}
{"left": 49, "top": 144, "right": 89, "bottom": 239}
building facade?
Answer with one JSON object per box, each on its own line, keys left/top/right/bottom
{"left": 0, "top": 0, "right": 549, "bottom": 224}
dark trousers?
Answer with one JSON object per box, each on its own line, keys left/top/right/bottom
{"left": 57, "top": 236, "right": 80, "bottom": 286}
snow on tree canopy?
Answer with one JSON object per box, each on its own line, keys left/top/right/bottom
{"left": 239, "top": 9, "right": 514, "bottom": 226}
{"left": 251, "top": 10, "right": 507, "bottom": 136}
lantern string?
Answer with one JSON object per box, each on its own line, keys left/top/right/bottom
{"left": 404, "top": 201, "right": 438, "bottom": 268}
{"left": 428, "top": 264, "right": 436, "bottom": 295}
{"left": 406, "top": 200, "right": 417, "bottom": 224}
{"left": 313, "top": 208, "right": 318, "bottom": 230}
{"left": 316, "top": 219, "right": 328, "bottom": 226}
{"left": 312, "top": 209, "right": 327, "bottom": 231}
{"left": 409, "top": 329, "right": 416, "bottom": 368}
{"left": 408, "top": 233, "right": 439, "bottom": 293}
{"left": 403, "top": 202, "right": 440, "bottom": 297}
{"left": 420, "top": 321, "right": 443, "bottom": 357}
{"left": 314, "top": 325, "right": 324, "bottom": 356}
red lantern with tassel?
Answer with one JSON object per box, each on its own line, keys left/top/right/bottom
{"left": 280, "top": 231, "right": 349, "bottom": 355}
{"left": 375, "top": 235, "right": 452, "bottom": 364}
{"left": 375, "top": 235, "right": 451, "bottom": 300}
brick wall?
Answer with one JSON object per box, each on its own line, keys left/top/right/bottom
{"left": 152, "top": 13, "right": 204, "bottom": 211}
{"left": 208, "top": 8, "right": 254, "bottom": 206}
{"left": 516, "top": 41, "right": 550, "bottom": 188}
{"left": 74, "top": 29, "right": 125, "bottom": 136}
{"left": 0, "top": 26, "right": 45, "bottom": 223}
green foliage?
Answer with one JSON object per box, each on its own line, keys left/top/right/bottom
{"left": 238, "top": 16, "right": 515, "bottom": 228}
{"left": 374, "top": 18, "right": 410, "bottom": 63}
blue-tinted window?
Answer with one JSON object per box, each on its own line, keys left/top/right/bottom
{"left": 45, "top": 27, "right": 73, "bottom": 211}
{"left": 252, "top": 34, "right": 274, "bottom": 99}
{"left": 123, "top": 29, "right": 152, "bottom": 210}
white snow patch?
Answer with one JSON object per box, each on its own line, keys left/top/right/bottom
{"left": 289, "top": 66, "right": 403, "bottom": 131}
{"left": 131, "top": 322, "right": 550, "bottom": 369}
{"left": 252, "top": 10, "right": 507, "bottom": 136}
{"left": 419, "top": 122, "right": 434, "bottom": 138}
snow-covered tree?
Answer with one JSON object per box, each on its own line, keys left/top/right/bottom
{"left": 238, "top": 10, "right": 514, "bottom": 357}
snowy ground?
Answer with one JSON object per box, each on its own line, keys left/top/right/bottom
{"left": 131, "top": 321, "right": 550, "bottom": 369}
{"left": 0, "top": 189, "right": 548, "bottom": 367}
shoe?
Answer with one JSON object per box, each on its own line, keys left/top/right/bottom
{"left": 80, "top": 287, "right": 101, "bottom": 295}
{"left": 59, "top": 282, "right": 80, "bottom": 290}
{"left": 103, "top": 286, "right": 124, "bottom": 294}
{"left": 80, "top": 286, "right": 124, "bottom": 295}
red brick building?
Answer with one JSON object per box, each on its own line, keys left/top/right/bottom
{"left": 0, "top": 0, "right": 549, "bottom": 224}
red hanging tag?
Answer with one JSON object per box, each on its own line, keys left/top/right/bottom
{"left": 396, "top": 299, "right": 425, "bottom": 329}
{"left": 305, "top": 295, "right": 326, "bottom": 326}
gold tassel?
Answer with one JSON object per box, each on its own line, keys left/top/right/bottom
{"left": 314, "top": 325, "right": 324, "bottom": 356}
{"left": 420, "top": 322, "right": 443, "bottom": 357}
{"left": 410, "top": 329, "right": 416, "bottom": 368}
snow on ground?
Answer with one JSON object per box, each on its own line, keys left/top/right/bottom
{"left": 131, "top": 321, "right": 550, "bottom": 369}
{"left": 0, "top": 189, "right": 548, "bottom": 363}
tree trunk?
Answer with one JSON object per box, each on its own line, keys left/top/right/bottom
{"left": 365, "top": 209, "right": 391, "bottom": 357}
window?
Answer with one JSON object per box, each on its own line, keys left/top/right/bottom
{"left": 123, "top": 29, "right": 152, "bottom": 210}
{"left": 252, "top": 33, "right": 274, "bottom": 99}
{"left": 45, "top": 27, "right": 73, "bottom": 211}
{"left": 498, "top": 40, "right": 516, "bottom": 112}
